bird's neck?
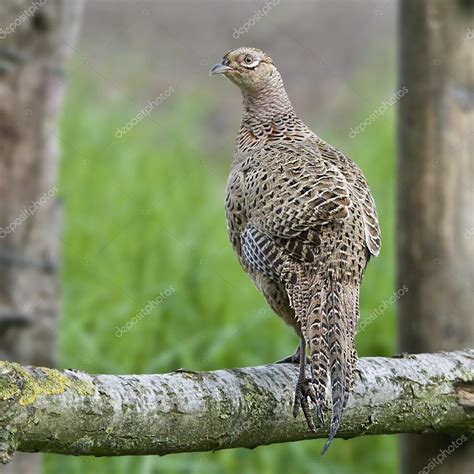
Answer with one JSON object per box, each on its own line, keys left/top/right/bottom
{"left": 240, "top": 72, "right": 297, "bottom": 129}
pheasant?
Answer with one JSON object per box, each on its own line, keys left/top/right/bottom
{"left": 210, "top": 47, "right": 381, "bottom": 453}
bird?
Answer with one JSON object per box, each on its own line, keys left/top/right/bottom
{"left": 210, "top": 47, "right": 381, "bottom": 453}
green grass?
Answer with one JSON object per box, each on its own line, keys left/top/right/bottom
{"left": 44, "top": 65, "right": 397, "bottom": 474}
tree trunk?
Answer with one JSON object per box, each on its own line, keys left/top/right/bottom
{"left": 0, "top": 1, "right": 83, "bottom": 472}
{"left": 0, "top": 351, "right": 472, "bottom": 461}
{"left": 397, "top": 0, "right": 474, "bottom": 473}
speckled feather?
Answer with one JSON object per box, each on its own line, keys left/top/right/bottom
{"left": 216, "top": 47, "right": 381, "bottom": 452}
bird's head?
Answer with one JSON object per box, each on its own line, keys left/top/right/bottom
{"left": 209, "top": 47, "right": 276, "bottom": 92}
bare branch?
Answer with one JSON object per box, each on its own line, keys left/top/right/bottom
{"left": 0, "top": 350, "right": 472, "bottom": 463}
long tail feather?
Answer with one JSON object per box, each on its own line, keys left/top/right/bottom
{"left": 321, "top": 273, "right": 346, "bottom": 454}
{"left": 307, "top": 276, "right": 329, "bottom": 426}
{"left": 320, "top": 271, "right": 359, "bottom": 455}
{"left": 286, "top": 262, "right": 360, "bottom": 455}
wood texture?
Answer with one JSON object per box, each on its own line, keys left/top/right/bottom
{"left": 398, "top": 0, "right": 474, "bottom": 472}
{"left": 0, "top": 351, "right": 472, "bottom": 462}
{"left": 0, "top": 1, "right": 83, "bottom": 472}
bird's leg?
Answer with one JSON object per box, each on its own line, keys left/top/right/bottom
{"left": 292, "top": 338, "right": 317, "bottom": 431}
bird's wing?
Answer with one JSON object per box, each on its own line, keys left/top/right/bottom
{"left": 351, "top": 176, "right": 381, "bottom": 256}
{"left": 239, "top": 154, "right": 350, "bottom": 289}
{"left": 316, "top": 140, "right": 381, "bottom": 257}
{"left": 249, "top": 148, "right": 351, "bottom": 249}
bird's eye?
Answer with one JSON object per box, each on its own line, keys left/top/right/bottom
{"left": 241, "top": 55, "right": 260, "bottom": 68}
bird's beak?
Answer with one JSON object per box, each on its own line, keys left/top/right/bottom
{"left": 209, "top": 63, "right": 233, "bottom": 76}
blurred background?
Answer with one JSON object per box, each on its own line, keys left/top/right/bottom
{"left": 4, "top": 0, "right": 400, "bottom": 473}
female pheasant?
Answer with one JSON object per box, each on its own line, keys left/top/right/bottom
{"left": 210, "top": 47, "right": 381, "bottom": 453}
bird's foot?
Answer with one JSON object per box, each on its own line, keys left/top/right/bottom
{"left": 292, "top": 378, "right": 319, "bottom": 431}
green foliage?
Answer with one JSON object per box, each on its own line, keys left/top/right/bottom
{"left": 44, "top": 67, "right": 397, "bottom": 474}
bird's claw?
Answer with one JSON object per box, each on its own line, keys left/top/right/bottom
{"left": 293, "top": 378, "right": 319, "bottom": 431}
{"left": 293, "top": 378, "right": 327, "bottom": 430}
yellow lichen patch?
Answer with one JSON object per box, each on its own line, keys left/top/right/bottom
{"left": 0, "top": 361, "right": 95, "bottom": 406}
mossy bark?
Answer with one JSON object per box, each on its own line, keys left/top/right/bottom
{"left": 0, "top": 351, "right": 472, "bottom": 462}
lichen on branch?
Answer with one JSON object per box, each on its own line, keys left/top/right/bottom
{"left": 0, "top": 351, "right": 472, "bottom": 463}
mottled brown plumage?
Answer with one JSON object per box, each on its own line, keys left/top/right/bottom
{"left": 211, "top": 47, "right": 380, "bottom": 452}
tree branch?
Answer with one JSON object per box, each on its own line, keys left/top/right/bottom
{"left": 0, "top": 350, "right": 472, "bottom": 462}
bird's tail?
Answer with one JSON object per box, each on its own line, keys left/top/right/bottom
{"left": 307, "top": 268, "right": 359, "bottom": 455}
